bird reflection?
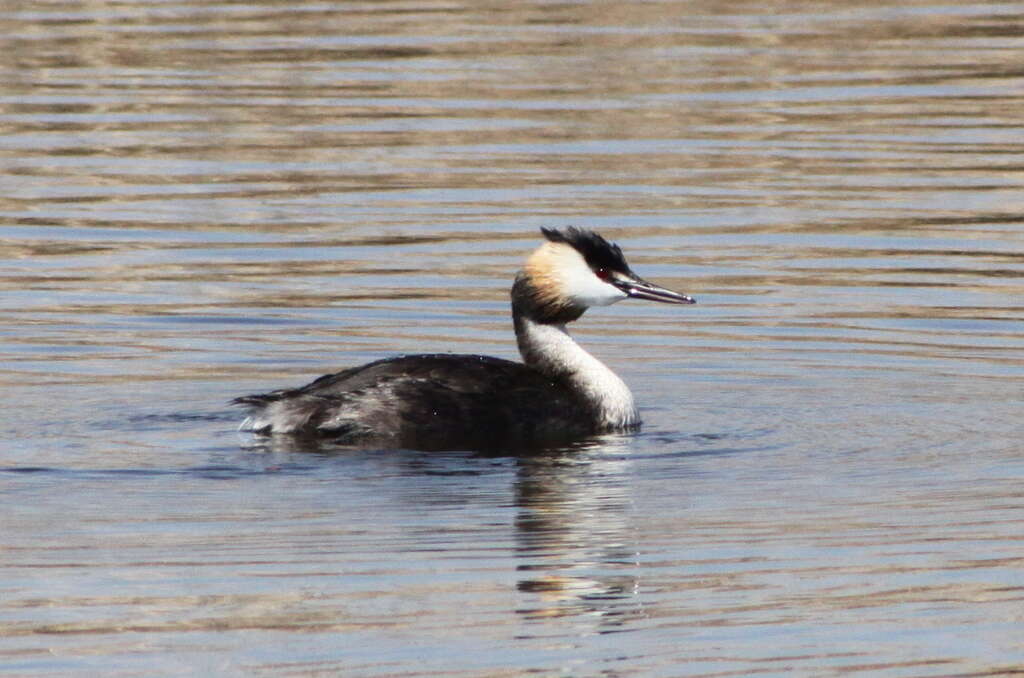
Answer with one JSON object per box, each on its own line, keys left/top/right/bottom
{"left": 236, "top": 431, "right": 647, "bottom": 633}
{"left": 513, "top": 437, "right": 644, "bottom": 631}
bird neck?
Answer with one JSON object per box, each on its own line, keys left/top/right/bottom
{"left": 513, "top": 310, "right": 638, "bottom": 430}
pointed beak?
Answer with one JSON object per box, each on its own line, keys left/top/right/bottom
{"left": 615, "top": 275, "right": 695, "bottom": 305}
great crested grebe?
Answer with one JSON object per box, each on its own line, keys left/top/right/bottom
{"left": 235, "top": 227, "right": 694, "bottom": 450}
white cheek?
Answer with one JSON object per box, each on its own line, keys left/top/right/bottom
{"left": 574, "top": 280, "right": 628, "bottom": 307}
{"left": 558, "top": 255, "right": 628, "bottom": 307}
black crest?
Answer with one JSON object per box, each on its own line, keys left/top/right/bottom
{"left": 540, "top": 227, "right": 631, "bottom": 274}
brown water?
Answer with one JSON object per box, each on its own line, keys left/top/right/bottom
{"left": 2, "top": 1, "right": 1024, "bottom": 675}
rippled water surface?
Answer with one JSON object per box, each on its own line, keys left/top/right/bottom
{"left": 3, "top": 1, "right": 1024, "bottom": 675}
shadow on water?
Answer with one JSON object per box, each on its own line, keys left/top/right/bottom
{"left": 511, "top": 438, "right": 646, "bottom": 633}
{"left": 4, "top": 419, "right": 663, "bottom": 634}
{"left": 223, "top": 429, "right": 761, "bottom": 635}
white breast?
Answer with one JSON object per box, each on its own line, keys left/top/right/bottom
{"left": 517, "top": 317, "right": 638, "bottom": 429}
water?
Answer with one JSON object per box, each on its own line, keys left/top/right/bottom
{"left": 2, "top": 0, "right": 1024, "bottom": 675}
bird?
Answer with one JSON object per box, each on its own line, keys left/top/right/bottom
{"left": 234, "top": 227, "right": 695, "bottom": 450}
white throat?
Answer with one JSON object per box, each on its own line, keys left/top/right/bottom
{"left": 516, "top": 316, "right": 638, "bottom": 430}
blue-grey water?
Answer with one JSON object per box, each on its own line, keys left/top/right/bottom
{"left": 2, "top": 1, "right": 1024, "bottom": 676}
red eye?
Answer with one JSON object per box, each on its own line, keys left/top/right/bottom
{"left": 595, "top": 268, "right": 611, "bottom": 281}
